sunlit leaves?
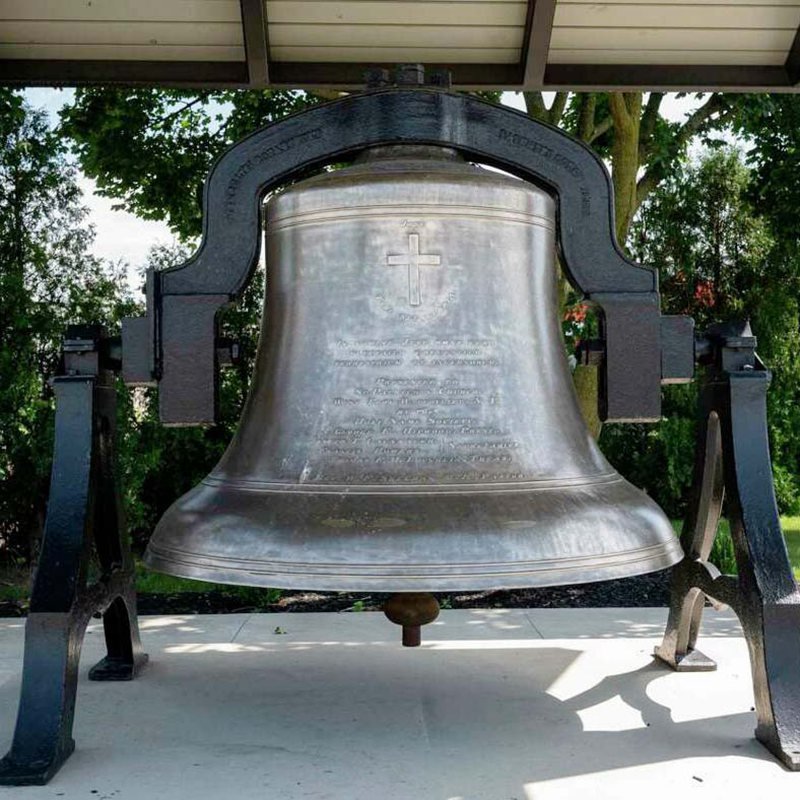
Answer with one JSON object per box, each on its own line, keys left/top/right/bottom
{"left": 0, "top": 89, "right": 135, "bottom": 558}
{"left": 59, "top": 88, "right": 321, "bottom": 240}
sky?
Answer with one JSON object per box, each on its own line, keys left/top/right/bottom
{"left": 24, "top": 87, "right": 175, "bottom": 289}
{"left": 23, "top": 88, "right": 707, "bottom": 291}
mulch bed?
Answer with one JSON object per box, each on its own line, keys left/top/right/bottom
{"left": 135, "top": 570, "right": 672, "bottom": 615}
{"left": 0, "top": 571, "right": 672, "bottom": 618}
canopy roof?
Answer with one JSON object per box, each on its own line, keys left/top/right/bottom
{"left": 1, "top": 0, "right": 799, "bottom": 91}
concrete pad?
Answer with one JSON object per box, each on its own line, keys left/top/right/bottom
{"left": 0, "top": 608, "right": 794, "bottom": 800}
{"left": 234, "top": 608, "right": 540, "bottom": 646}
{"left": 136, "top": 613, "right": 253, "bottom": 642}
{"left": 526, "top": 607, "right": 743, "bottom": 639}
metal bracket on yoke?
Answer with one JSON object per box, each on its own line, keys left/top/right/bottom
{"left": 119, "top": 89, "right": 694, "bottom": 426}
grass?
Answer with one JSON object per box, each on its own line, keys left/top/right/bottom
{"left": 0, "top": 567, "right": 32, "bottom": 603}
{"left": 782, "top": 516, "right": 800, "bottom": 579}
{"left": 134, "top": 563, "right": 283, "bottom": 606}
{"left": 1, "top": 518, "right": 799, "bottom": 605}
{"left": 670, "top": 515, "right": 800, "bottom": 579}
{"left": 134, "top": 563, "right": 281, "bottom": 605}
{"left": 0, "top": 560, "right": 283, "bottom": 608}
{"left": 134, "top": 565, "right": 230, "bottom": 595}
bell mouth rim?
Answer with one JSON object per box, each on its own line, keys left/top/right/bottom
{"left": 145, "top": 472, "right": 680, "bottom": 592}
{"left": 144, "top": 538, "right": 683, "bottom": 592}
{"left": 200, "top": 472, "right": 624, "bottom": 495}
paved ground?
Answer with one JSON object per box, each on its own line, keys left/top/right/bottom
{"left": 0, "top": 607, "right": 796, "bottom": 799}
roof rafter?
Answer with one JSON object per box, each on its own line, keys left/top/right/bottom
{"left": 787, "top": 25, "right": 800, "bottom": 85}
{"left": 240, "top": 0, "right": 270, "bottom": 88}
{"left": 521, "top": 0, "right": 557, "bottom": 89}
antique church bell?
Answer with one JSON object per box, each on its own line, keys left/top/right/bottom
{"left": 146, "top": 145, "right": 681, "bottom": 624}
{"left": 7, "top": 86, "right": 800, "bottom": 786}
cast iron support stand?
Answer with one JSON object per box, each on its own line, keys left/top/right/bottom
{"left": 0, "top": 326, "right": 147, "bottom": 785}
{"left": 655, "top": 321, "right": 800, "bottom": 769}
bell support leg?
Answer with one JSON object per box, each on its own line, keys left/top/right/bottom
{"left": 656, "top": 324, "right": 800, "bottom": 769}
{"left": 0, "top": 327, "right": 147, "bottom": 786}
{"left": 654, "top": 383, "right": 728, "bottom": 672}
{"left": 85, "top": 362, "right": 147, "bottom": 683}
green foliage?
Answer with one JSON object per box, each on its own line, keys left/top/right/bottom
{"left": 117, "top": 385, "right": 224, "bottom": 549}
{"left": 0, "top": 90, "right": 135, "bottom": 560}
{"left": 126, "top": 563, "right": 282, "bottom": 607}
{"left": 670, "top": 519, "right": 737, "bottom": 576}
{"left": 116, "top": 242, "right": 266, "bottom": 547}
{"left": 601, "top": 384, "right": 697, "bottom": 518}
{"left": 60, "top": 89, "right": 321, "bottom": 239}
{"left": 0, "top": 560, "right": 284, "bottom": 607}
{"left": 757, "top": 287, "right": 800, "bottom": 516}
{"left": 732, "top": 95, "right": 800, "bottom": 263}
{"left": 631, "top": 146, "right": 774, "bottom": 323}
{"left": 710, "top": 520, "right": 738, "bottom": 577}
{"left": 773, "top": 465, "right": 800, "bottom": 516}
{"left": 5, "top": 86, "right": 800, "bottom": 583}
{"left": 728, "top": 97, "right": 800, "bottom": 512}
{"left": 603, "top": 146, "right": 800, "bottom": 517}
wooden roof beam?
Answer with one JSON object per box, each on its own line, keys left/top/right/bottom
{"left": 268, "top": 61, "right": 521, "bottom": 91}
{"left": 521, "top": 0, "right": 557, "bottom": 89}
{"left": 544, "top": 63, "right": 794, "bottom": 92}
{"left": 0, "top": 59, "right": 248, "bottom": 88}
{"left": 240, "top": 0, "right": 270, "bottom": 88}
{"left": 787, "top": 25, "right": 800, "bottom": 85}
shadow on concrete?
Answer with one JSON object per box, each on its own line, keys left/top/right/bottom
{"left": 0, "top": 610, "right": 769, "bottom": 798}
{"left": 32, "top": 640, "right": 763, "bottom": 797}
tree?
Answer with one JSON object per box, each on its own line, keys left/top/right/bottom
{"left": 0, "top": 90, "right": 135, "bottom": 559}
{"left": 524, "top": 92, "right": 740, "bottom": 244}
{"left": 601, "top": 146, "right": 800, "bottom": 516}
{"left": 632, "top": 147, "right": 773, "bottom": 323}
{"left": 117, "top": 243, "right": 265, "bottom": 545}
{"left": 520, "top": 92, "right": 743, "bottom": 433}
{"left": 731, "top": 95, "right": 800, "bottom": 512}
{"left": 58, "top": 88, "right": 789, "bottom": 512}
{"left": 733, "top": 94, "right": 800, "bottom": 265}
{"left": 60, "top": 89, "right": 321, "bottom": 240}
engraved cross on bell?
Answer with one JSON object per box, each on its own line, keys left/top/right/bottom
{"left": 386, "top": 233, "right": 441, "bottom": 306}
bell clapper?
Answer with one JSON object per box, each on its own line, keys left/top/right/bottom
{"left": 383, "top": 593, "right": 440, "bottom": 647}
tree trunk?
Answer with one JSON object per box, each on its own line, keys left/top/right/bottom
{"left": 523, "top": 92, "right": 646, "bottom": 440}
{"left": 608, "top": 93, "right": 643, "bottom": 245}
{"left": 573, "top": 364, "right": 602, "bottom": 439}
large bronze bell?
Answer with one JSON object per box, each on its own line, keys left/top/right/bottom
{"left": 145, "top": 145, "right": 681, "bottom": 592}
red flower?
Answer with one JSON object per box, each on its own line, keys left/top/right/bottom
{"left": 693, "top": 280, "right": 715, "bottom": 307}
{"left": 564, "top": 303, "right": 588, "bottom": 323}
